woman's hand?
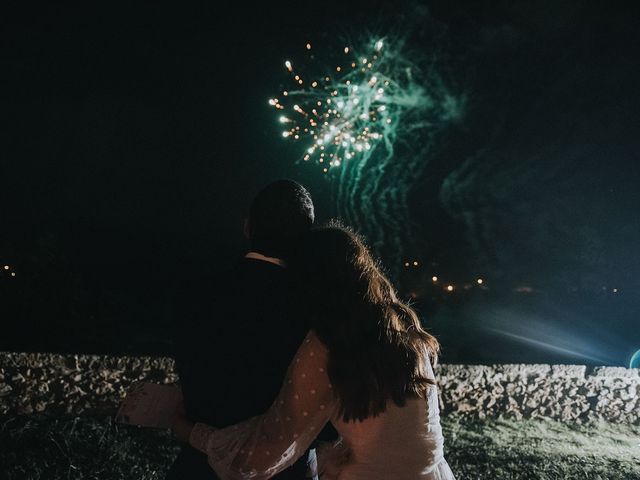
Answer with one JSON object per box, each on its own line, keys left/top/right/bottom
{"left": 317, "top": 439, "right": 351, "bottom": 480}
{"left": 171, "top": 401, "right": 195, "bottom": 443}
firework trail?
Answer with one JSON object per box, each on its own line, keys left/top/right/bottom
{"left": 270, "top": 36, "right": 463, "bottom": 272}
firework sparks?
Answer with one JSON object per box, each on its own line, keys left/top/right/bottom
{"left": 269, "top": 34, "right": 463, "bottom": 272}
{"left": 269, "top": 38, "right": 430, "bottom": 174}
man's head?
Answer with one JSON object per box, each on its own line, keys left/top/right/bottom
{"left": 246, "top": 180, "right": 314, "bottom": 258}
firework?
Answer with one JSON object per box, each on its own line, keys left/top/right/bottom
{"left": 269, "top": 34, "right": 463, "bottom": 274}
{"left": 269, "top": 38, "right": 432, "bottom": 174}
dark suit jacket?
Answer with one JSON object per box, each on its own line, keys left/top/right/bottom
{"left": 167, "top": 257, "right": 310, "bottom": 480}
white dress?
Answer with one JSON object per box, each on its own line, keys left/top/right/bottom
{"left": 189, "top": 331, "right": 456, "bottom": 480}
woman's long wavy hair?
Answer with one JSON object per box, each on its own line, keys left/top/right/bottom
{"left": 289, "top": 223, "right": 440, "bottom": 422}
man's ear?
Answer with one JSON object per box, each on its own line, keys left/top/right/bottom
{"left": 243, "top": 218, "right": 251, "bottom": 240}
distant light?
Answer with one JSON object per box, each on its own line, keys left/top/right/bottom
{"left": 432, "top": 276, "right": 438, "bottom": 282}
{"left": 446, "top": 285, "right": 454, "bottom": 292}
{"left": 285, "top": 60, "right": 293, "bottom": 72}
{"left": 404, "top": 262, "right": 410, "bottom": 267}
{"left": 3, "top": 265, "right": 8, "bottom": 270}
{"left": 306, "top": 43, "right": 312, "bottom": 50}
{"left": 477, "top": 278, "right": 484, "bottom": 285}
{"left": 514, "top": 286, "right": 534, "bottom": 293}
{"left": 613, "top": 288, "right": 619, "bottom": 293}
{"left": 10, "top": 272, "right": 15, "bottom": 277}
{"left": 413, "top": 261, "right": 418, "bottom": 266}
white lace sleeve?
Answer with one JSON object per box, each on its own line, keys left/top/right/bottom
{"left": 189, "top": 331, "right": 336, "bottom": 480}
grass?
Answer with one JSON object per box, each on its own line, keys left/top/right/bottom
{"left": 1, "top": 414, "right": 639, "bottom": 479}
{"left": 443, "top": 417, "right": 640, "bottom": 479}
{"left": 0, "top": 415, "right": 178, "bottom": 480}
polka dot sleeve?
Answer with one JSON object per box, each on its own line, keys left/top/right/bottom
{"left": 189, "top": 330, "right": 336, "bottom": 480}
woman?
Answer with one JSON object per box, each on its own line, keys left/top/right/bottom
{"left": 172, "top": 224, "right": 455, "bottom": 479}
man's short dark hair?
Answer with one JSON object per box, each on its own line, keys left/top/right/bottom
{"left": 248, "top": 180, "right": 314, "bottom": 258}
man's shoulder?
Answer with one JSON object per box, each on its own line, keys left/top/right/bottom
{"left": 215, "top": 256, "right": 288, "bottom": 278}
{"left": 231, "top": 257, "right": 291, "bottom": 288}
{"left": 177, "top": 258, "right": 292, "bottom": 306}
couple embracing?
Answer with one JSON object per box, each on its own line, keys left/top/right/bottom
{"left": 167, "top": 180, "right": 455, "bottom": 480}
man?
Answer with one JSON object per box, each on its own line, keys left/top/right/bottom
{"left": 167, "top": 180, "right": 316, "bottom": 479}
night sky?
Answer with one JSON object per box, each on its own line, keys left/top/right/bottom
{"left": 1, "top": 1, "right": 638, "bottom": 365}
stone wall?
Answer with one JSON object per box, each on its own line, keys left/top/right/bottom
{"left": 1, "top": 353, "right": 638, "bottom": 424}
{"left": 0, "top": 353, "right": 177, "bottom": 416}
{"left": 436, "top": 364, "right": 639, "bottom": 424}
